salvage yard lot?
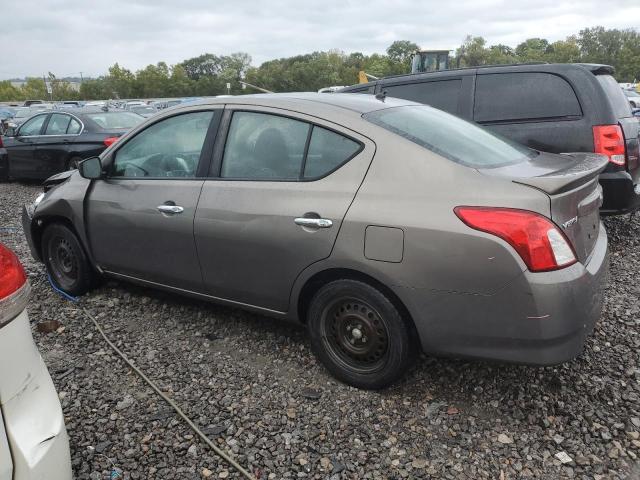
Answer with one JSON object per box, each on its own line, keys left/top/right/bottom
{"left": 2, "top": 181, "right": 639, "bottom": 479}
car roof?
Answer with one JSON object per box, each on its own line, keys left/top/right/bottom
{"left": 341, "top": 62, "right": 616, "bottom": 91}
{"left": 183, "top": 92, "right": 417, "bottom": 115}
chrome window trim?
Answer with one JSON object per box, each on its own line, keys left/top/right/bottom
{"left": 42, "top": 112, "right": 85, "bottom": 137}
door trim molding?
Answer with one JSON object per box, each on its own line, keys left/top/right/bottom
{"left": 102, "top": 270, "right": 288, "bottom": 316}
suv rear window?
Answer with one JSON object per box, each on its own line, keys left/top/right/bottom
{"left": 596, "top": 74, "right": 632, "bottom": 119}
{"left": 474, "top": 72, "right": 582, "bottom": 122}
{"left": 365, "top": 105, "right": 536, "bottom": 168}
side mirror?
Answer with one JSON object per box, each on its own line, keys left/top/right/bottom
{"left": 3, "top": 125, "right": 16, "bottom": 137}
{"left": 78, "top": 156, "right": 103, "bottom": 179}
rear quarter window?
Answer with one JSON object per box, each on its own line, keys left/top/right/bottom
{"left": 474, "top": 72, "right": 582, "bottom": 122}
{"left": 383, "top": 79, "right": 461, "bottom": 114}
{"left": 596, "top": 75, "right": 633, "bottom": 119}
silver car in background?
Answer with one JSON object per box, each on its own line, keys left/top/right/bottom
{"left": 0, "top": 243, "right": 72, "bottom": 479}
{"left": 22, "top": 94, "right": 608, "bottom": 389}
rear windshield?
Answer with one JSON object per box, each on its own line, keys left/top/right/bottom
{"left": 596, "top": 75, "right": 632, "bottom": 119}
{"left": 364, "top": 105, "right": 537, "bottom": 168}
{"left": 85, "top": 112, "right": 144, "bottom": 129}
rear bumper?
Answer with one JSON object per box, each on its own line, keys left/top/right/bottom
{"left": 400, "top": 224, "right": 608, "bottom": 365}
{"left": 0, "top": 310, "right": 72, "bottom": 480}
{"left": 599, "top": 170, "right": 640, "bottom": 215}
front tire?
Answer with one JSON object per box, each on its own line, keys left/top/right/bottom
{"left": 307, "top": 279, "right": 414, "bottom": 389}
{"left": 42, "top": 223, "right": 95, "bottom": 296}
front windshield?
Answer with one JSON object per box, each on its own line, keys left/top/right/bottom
{"left": 86, "top": 112, "right": 144, "bottom": 129}
{"left": 364, "top": 105, "right": 537, "bottom": 168}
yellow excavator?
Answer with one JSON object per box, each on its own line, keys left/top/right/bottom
{"left": 358, "top": 49, "right": 451, "bottom": 84}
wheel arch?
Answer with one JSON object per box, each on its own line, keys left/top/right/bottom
{"left": 295, "top": 267, "right": 421, "bottom": 349}
{"left": 31, "top": 214, "right": 98, "bottom": 271}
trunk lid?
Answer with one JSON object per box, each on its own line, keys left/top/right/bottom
{"left": 481, "top": 151, "right": 608, "bottom": 263}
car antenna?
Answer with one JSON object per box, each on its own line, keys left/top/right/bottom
{"left": 375, "top": 90, "right": 387, "bottom": 102}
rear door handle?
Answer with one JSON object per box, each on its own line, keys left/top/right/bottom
{"left": 294, "top": 217, "right": 333, "bottom": 228}
{"left": 157, "top": 205, "right": 184, "bottom": 214}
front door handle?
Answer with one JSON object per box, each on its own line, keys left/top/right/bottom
{"left": 157, "top": 205, "right": 184, "bottom": 215}
{"left": 294, "top": 217, "right": 333, "bottom": 228}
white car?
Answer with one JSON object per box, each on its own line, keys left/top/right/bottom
{"left": 0, "top": 243, "right": 72, "bottom": 480}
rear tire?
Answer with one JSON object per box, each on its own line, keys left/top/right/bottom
{"left": 307, "top": 279, "right": 414, "bottom": 389}
{"left": 42, "top": 223, "right": 95, "bottom": 296}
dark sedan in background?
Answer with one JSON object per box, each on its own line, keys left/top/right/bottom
{"left": 0, "top": 110, "right": 144, "bottom": 180}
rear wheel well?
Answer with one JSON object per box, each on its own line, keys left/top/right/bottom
{"left": 296, "top": 268, "right": 420, "bottom": 348}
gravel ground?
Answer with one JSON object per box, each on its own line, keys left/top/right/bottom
{"left": 1, "top": 181, "right": 639, "bottom": 480}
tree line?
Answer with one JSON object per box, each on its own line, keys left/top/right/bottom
{"left": 0, "top": 26, "right": 638, "bottom": 102}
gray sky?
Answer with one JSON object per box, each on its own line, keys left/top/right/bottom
{"left": 1, "top": 0, "right": 639, "bottom": 79}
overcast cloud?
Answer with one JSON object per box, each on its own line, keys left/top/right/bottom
{"left": 1, "top": 0, "right": 639, "bottom": 79}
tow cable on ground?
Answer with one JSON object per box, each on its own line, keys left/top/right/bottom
{"left": 46, "top": 275, "right": 257, "bottom": 480}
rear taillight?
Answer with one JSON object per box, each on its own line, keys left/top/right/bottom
{"left": 454, "top": 207, "right": 577, "bottom": 272}
{"left": 593, "top": 125, "right": 626, "bottom": 166}
{"left": 0, "top": 243, "right": 30, "bottom": 328}
{"left": 103, "top": 136, "right": 119, "bottom": 147}
{"left": 0, "top": 136, "right": 3, "bottom": 148}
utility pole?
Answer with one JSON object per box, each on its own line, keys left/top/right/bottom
{"left": 79, "top": 71, "right": 83, "bottom": 83}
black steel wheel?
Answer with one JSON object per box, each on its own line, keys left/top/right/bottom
{"left": 42, "top": 223, "right": 95, "bottom": 296}
{"left": 307, "top": 279, "right": 415, "bottom": 389}
{"left": 322, "top": 297, "right": 389, "bottom": 374}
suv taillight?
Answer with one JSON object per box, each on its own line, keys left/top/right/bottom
{"left": 454, "top": 207, "right": 577, "bottom": 272}
{"left": 593, "top": 125, "right": 626, "bottom": 166}
{"left": 0, "top": 243, "right": 30, "bottom": 328}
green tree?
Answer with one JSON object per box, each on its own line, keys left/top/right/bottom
{"left": 515, "top": 38, "right": 550, "bottom": 61}
{"left": 455, "top": 36, "right": 489, "bottom": 66}
{"left": 545, "top": 37, "right": 581, "bottom": 63}
{"left": 0, "top": 81, "right": 23, "bottom": 101}
{"left": 386, "top": 40, "right": 420, "bottom": 71}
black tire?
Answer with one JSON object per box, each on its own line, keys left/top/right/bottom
{"left": 42, "top": 223, "right": 94, "bottom": 296}
{"left": 66, "top": 156, "right": 82, "bottom": 171}
{"left": 307, "top": 279, "right": 414, "bottom": 389}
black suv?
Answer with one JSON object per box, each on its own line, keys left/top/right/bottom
{"left": 340, "top": 64, "right": 640, "bottom": 214}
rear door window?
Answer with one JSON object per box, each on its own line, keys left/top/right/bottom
{"left": 44, "top": 114, "right": 71, "bottom": 135}
{"left": 221, "top": 112, "right": 310, "bottom": 180}
{"left": 220, "top": 112, "right": 362, "bottom": 180}
{"left": 596, "top": 74, "right": 632, "bottom": 119}
{"left": 383, "top": 79, "right": 462, "bottom": 114}
{"left": 474, "top": 72, "right": 582, "bottom": 122}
